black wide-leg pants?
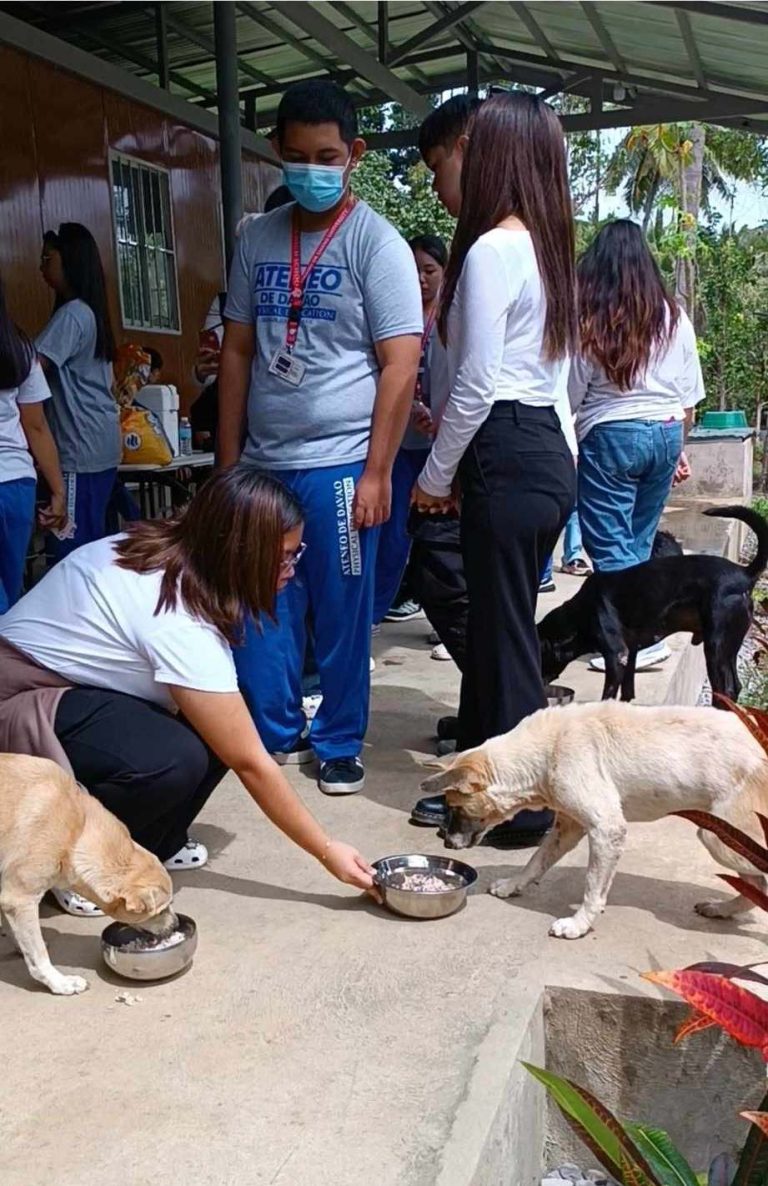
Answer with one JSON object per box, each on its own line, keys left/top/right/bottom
{"left": 55, "top": 687, "right": 227, "bottom": 862}
{"left": 457, "top": 403, "right": 576, "bottom": 769}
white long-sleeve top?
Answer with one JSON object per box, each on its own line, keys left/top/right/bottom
{"left": 419, "top": 227, "right": 569, "bottom": 498}
{"left": 568, "top": 306, "right": 705, "bottom": 443}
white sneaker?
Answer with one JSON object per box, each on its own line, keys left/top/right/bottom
{"left": 589, "top": 641, "right": 671, "bottom": 672}
{"left": 370, "top": 656, "right": 376, "bottom": 673}
{"left": 50, "top": 888, "right": 104, "bottom": 917}
{"left": 431, "top": 643, "right": 452, "bottom": 661}
{"left": 164, "top": 838, "right": 209, "bottom": 869}
{"left": 302, "top": 693, "right": 323, "bottom": 721}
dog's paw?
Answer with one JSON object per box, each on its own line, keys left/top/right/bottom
{"left": 549, "top": 914, "right": 591, "bottom": 940}
{"left": 695, "top": 898, "right": 735, "bottom": 919}
{"left": 489, "top": 878, "right": 523, "bottom": 899}
{"left": 48, "top": 973, "right": 89, "bottom": 996}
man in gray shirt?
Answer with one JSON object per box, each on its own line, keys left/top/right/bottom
{"left": 219, "top": 80, "right": 422, "bottom": 794}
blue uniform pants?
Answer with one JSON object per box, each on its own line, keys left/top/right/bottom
{"left": 47, "top": 468, "right": 118, "bottom": 565}
{"left": 233, "top": 462, "right": 380, "bottom": 761}
{"left": 0, "top": 477, "right": 36, "bottom": 614}
{"left": 373, "top": 447, "right": 427, "bottom": 623}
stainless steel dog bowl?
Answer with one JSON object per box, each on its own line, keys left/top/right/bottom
{"left": 101, "top": 913, "right": 197, "bottom": 981}
{"left": 373, "top": 854, "right": 478, "bottom": 920}
{"left": 545, "top": 684, "right": 575, "bottom": 707}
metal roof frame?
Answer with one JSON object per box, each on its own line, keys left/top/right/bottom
{"left": 3, "top": 0, "right": 768, "bottom": 142}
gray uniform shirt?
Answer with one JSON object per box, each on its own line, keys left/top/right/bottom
{"left": 35, "top": 299, "right": 121, "bottom": 473}
{"left": 225, "top": 200, "right": 422, "bottom": 471}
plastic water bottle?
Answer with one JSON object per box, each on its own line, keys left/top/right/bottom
{"left": 179, "top": 416, "right": 192, "bottom": 457}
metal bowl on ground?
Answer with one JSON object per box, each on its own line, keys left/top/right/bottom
{"left": 545, "top": 684, "right": 575, "bottom": 707}
{"left": 101, "top": 913, "right": 197, "bottom": 981}
{"left": 373, "top": 854, "right": 478, "bottom": 920}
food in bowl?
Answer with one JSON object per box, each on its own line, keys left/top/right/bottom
{"left": 118, "top": 928, "right": 188, "bottom": 954}
{"left": 387, "top": 870, "right": 463, "bottom": 893}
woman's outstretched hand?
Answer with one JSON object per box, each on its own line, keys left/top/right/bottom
{"left": 322, "top": 841, "right": 382, "bottom": 902}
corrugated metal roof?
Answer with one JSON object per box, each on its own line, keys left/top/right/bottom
{"left": 4, "top": 2, "right": 768, "bottom": 132}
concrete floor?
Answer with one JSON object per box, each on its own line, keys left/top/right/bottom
{"left": 1, "top": 571, "right": 766, "bottom": 1186}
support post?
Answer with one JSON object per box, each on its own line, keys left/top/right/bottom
{"left": 155, "top": 2, "right": 169, "bottom": 89}
{"left": 214, "top": 1, "right": 243, "bottom": 271}
{"left": 466, "top": 48, "right": 479, "bottom": 97}
{"left": 378, "top": 1, "right": 388, "bottom": 63}
{"left": 244, "top": 91, "right": 256, "bottom": 131}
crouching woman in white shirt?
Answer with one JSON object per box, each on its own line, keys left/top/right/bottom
{"left": 0, "top": 465, "right": 376, "bottom": 915}
{"left": 413, "top": 93, "right": 577, "bottom": 805}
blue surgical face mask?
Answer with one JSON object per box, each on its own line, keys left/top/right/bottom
{"left": 282, "top": 161, "right": 349, "bottom": 213}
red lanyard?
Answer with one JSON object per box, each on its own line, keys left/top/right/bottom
{"left": 286, "top": 199, "right": 356, "bottom": 351}
{"left": 421, "top": 306, "right": 437, "bottom": 351}
{"left": 415, "top": 307, "right": 437, "bottom": 401}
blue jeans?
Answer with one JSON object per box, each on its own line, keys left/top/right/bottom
{"left": 0, "top": 477, "right": 36, "bottom": 614}
{"left": 562, "top": 507, "right": 583, "bottom": 565}
{"left": 578, "top": 420, "right": 683, "bottom": 572}
{"left": 373, "top": 447, "right": 427, "bottom": 623}
{"left": 233, "top": 462, "right": 380, "bottom": 761}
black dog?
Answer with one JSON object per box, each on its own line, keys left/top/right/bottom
{"left": 538, "top": 506, "right": 767, "bottom": 703}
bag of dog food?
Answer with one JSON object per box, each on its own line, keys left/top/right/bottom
{"left": 120, "top": 404, "right": 173, "bottom": 466}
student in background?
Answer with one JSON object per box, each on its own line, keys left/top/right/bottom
{"left": 191, "top": 186, "right": 294, "bottom": 451}
{"left": 36, "top": 223, "right": 121, "bottom": 562}
{"left": 0, "top": 276, "right": 66, "bottom": 613}
{"left": 219, "top": 80, "right": 422, "bottom": 795}
{"left": 143, "top": 346, "right": 164, "bottom": 385}
{"left": 374, "top": 233, "right": 447, "bottom": 625}
{"left": 569, "top": 219, "right": 704, "bottom": 671}
{"left": 412, "top": 94, "right": 577, "bottom": 841}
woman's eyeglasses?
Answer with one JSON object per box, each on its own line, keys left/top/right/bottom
{"left": 280, "top": 542, "right": 307, "bottom": 572}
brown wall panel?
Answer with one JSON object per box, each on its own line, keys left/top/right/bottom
{"left": 0, "top": 46, "right": 47, "bottom": 335}
{"left": 0, "top": 46, "right": 277, "bottom": 407}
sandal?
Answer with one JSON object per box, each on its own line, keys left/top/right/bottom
{"left": 164, "top": 838, "right": 208, "bottom": 870}
{"left": 560, "top": 558, "right": 591, "bottom": 576}
{"left": 51, "top": 888, "right": 104, "bottom": 917}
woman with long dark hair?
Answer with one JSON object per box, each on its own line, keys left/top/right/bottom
{"left": 374, "top": 232, "right": 448, "bottom": 624}
{"left": 412, "top": 93, "right": 577, "bottom": 840}
{"left": 569, "top": 219, "right": 704, "bottom": 669}
{"left": 36, "top": 223, "right": 121, "bottom": 561}
{"left": 0, "top": 276, "right": 67, "bottom": 612}
{"left": 0, "top": 465, "right": 376, "bottom": 915}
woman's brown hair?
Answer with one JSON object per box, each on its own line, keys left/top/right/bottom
{"left": 438, "top": 92, "right": 576, "bottom": 361}
{"left": 113, "top": 465, "right": 303, "bottom": 644}
{"left": 576, "top": 219, "right": 680, "bottom": 391}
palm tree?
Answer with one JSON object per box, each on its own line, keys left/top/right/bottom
{"left": 605, "top": 124, "right": 767, "bottom": 313}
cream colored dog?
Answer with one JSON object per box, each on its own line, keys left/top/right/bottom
{"left": 422, "top": 701, "right": 768, "bottom": 939}
{"left": 0, "top": 753, "right": 175, "bottom": 995}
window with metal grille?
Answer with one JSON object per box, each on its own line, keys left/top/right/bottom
{"left": 110, "top": 153, "right": 180, "bottom": 333}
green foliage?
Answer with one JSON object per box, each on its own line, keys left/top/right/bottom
{"left": 352, "top": 151, "right": 456, "bottom": 241}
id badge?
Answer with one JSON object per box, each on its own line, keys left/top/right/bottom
{"left": 268, "top": 347, "right": 305, "bottom": 387}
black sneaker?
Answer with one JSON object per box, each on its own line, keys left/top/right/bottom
{"left": 410, "top": 794, "right": 448, "bottom": 827}
{"left": 272, "top": 736, "right": 315, "bottom": 766}
{"left": 319, "top": 757, "right": 365, "bottom": 795}
{"left": 384, "top": 599, "right": 423, "bottom": 622}
{"left": 538, "top": 578, "right": 556, "bottom": 594}
{"left": 436, "top": 715, "right": 459, "bottom": 741}
{"left": 409, "top": 795, "right": 553, "bottom": 849}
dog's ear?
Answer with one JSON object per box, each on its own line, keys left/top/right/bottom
{"left": 119, "top": 884, "right": 168, "bottom": 918}
{"left": 419, "top": 752, "right": 491, "bottom": 796}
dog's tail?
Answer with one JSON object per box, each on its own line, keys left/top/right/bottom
{"left": 703, "top": 505, "right": 768, "bottom": 581}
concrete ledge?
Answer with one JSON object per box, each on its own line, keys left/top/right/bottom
{"left": 436, "top": 996, "right": 544, "bottom": 1186}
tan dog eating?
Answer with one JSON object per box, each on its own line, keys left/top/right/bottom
{"left": 421, "top": 701, "right": 768, "bottom": 939}
{"left": 0, "top": 753, "right": 175, "bottom": 994}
